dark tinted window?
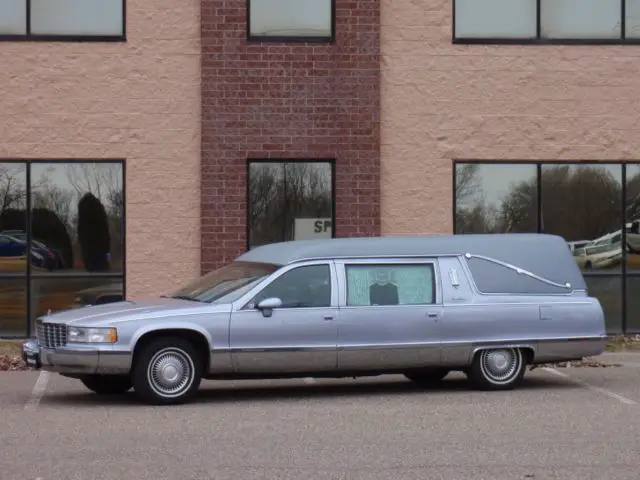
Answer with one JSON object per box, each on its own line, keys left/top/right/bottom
{"left": 248, "top": 161, "right": 333, "bottom": 249}
{"left": 0, "top": 161, "right": 125, "bottom": 336}
{"left": 455, "top": 163, "right": 537, "bottom": 234}
{"left": 250, "top": 264, "right": 331, "bottom": 308}
{"left": 466, "top": 257, "right": 571, "bottom": 295}
{"left": 30, "top": 162, "right": 124, "bottom": 274}
{"left": 541, "top": 164, "right": 622, "bottom": 273}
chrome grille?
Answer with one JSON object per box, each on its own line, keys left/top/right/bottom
{"left": 37, "top": 321, "right": 67, "bottom": 348}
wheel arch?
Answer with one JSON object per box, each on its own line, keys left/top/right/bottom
{"left": 132, "top": 327, "right": 212, "bottom": 373}
{"left": 470, "top": 344, "right": 535, "bottom": 364}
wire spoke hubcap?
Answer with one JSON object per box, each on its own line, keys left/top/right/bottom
{"left": 480, "top": 348, "right": 521, "bottom": 384}
{"left": 147, "top": 347, "right": 194, "bottom": 398}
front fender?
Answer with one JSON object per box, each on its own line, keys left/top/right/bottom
{"left": 126, "top": 322, "right": 215, "bottom": 352}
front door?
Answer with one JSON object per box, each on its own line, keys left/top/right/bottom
{"left": 335, "top": 259, "right": 443, "bottom": 371}
{"left": 230, "top": 261, "right": 339, "bottom": 374}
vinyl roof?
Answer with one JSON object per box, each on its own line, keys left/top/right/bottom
{"left": 236, "top": 233, "right": 587, "bottom": 290}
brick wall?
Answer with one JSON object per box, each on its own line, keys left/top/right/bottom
{"left": 200, "top": 0, "right": 381, "bottom": 273}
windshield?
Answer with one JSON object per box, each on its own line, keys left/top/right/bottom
{"left": 168, "top": 261, "right": 280, "bottom": 304}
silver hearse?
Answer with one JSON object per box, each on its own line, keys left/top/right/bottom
{"left": 22, "top": 233, "right": 607, "bottom": 405}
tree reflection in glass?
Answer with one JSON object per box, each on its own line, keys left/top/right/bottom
{"left": 29, "top": 162, "right": 124, "bottom": 274}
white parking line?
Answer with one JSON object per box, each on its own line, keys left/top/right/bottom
{"left": 24, "top": 371, "right": 51, "bottom": 411}
{"left": 543, "top": 367, "right": 637, "bottom": 406}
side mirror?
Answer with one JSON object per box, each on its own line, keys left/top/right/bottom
{"left": 256, "top": 297, "right": 282, "bottom": 317}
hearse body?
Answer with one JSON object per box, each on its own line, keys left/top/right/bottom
{"left": 23, "top": 233, "right": 607, "bottom": 405}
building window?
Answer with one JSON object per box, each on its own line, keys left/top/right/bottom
{"left": 453, "top": 161, "right": 635, "bottom": 333}
{"left": 247, "top": 160, "right": 334, "bottom": 249}
{"left": 454, "top": 0, "right": 640, "bottom": 43}
{"left": 0, "top": 0, "right": 125, "bottom": 40}
{"left": 247, "top": 0, "right": 334, "bottom": 42}
{"left": 0, "top": 160, "right": 124, "bottom": 337}
{"left": 455, "top": 163, "right": 538, "bottom": 234}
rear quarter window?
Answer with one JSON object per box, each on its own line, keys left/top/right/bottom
{"left": 465, "top": 257, "right": 572, "bottom": 295}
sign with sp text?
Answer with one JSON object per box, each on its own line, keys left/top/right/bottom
{"left": 294, "top": 218, "right": 332, "bottom": 240}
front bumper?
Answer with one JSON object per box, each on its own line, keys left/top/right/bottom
{"left": 22, "top": 338, "right": 132, "bottom": 375}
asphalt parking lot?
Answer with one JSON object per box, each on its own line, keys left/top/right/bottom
{"left": 2, "top": 353, "right": 640, "bottom": 480}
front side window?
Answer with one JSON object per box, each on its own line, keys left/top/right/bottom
{"left": 170, "top": 261, "right": 280, "bottom": 305}
{"left": 345, "top": 264, "right": 436, "bottom": 307}
{"left": 249, "top": 264, "right": 332, "bottom": 308}
{"left": 248, "top": 0, "right": 333, "bottom": 41}
{"left": 0, "top": 0, "right": 125, "bottom": 40}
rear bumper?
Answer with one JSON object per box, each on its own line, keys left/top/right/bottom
{"left": 533, "top": 335, "right": 609, "bottom": 364}
{"left": 22, "top": 338, "right": 132, "bottom": 375}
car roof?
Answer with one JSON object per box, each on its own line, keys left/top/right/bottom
{"left": 236, "top": 233, "right": 586, "bottom": 290}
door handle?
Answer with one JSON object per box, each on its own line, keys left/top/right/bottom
{"left": 426, "top": 312, "right": 440, "bottom": 318}
{"left": 323, "top": 315, "right": 334, "bottom": 321}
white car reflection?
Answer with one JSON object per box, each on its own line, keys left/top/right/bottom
{"left": 574, "top": 241, "right": 623, "bottom": 269}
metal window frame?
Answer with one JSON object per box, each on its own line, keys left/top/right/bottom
{"left": 246, "top": 158, "right": 337, "bottom": 251}
{"left": 452, "top": 159, "right": 640, "bottom": 333}
{"left": 246, "top": 0, "right": 336, "bottom": 43}
{"left": 452, "top": 0, "right": 639, "bottom": 45}
{"left": 0, "top": 159, "right": 126, "bottom": 339}
{"left": 0, "top": 0, "right": 126, "bottom": 42}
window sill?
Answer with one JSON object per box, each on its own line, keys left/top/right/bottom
{"left": 0, "top": 34, "right": 126, "bottom": 42}
{"left": 453, "top": 37, "right": 640, "bottom": 45}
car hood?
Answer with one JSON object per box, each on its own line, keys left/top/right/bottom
{"left": 39, "top": 298, "right": 231, "bottom": 326}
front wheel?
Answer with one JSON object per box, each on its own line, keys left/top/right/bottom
{"left": 131, "top": 337, "right": 203, "bottom": 405}
{"left": 467, "top": 348, "right": 526, "bottom": 391}
{"left": 80, "top": 375, "right": 132, "bottom": 395}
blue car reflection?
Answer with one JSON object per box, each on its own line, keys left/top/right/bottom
{"left": 0, "top": 232, "right": 58, "bottom": 270}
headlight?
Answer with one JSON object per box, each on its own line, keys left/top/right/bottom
{"left": 68, "top": 327, "right": 118, "bottom": 344}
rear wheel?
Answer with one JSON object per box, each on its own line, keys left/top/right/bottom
{"left": 467, "top": 348, "right": 526, "bottom": 391}
{"left": 131, "top": 337, "right": 203, "bottom": 405}
{"left": 404, "top": 368, "right": 450, "bottom": 386}
{"left": 80, "top": 375, "right": 132, "bottom": 395}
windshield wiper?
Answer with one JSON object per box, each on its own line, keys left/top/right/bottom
{"left": 164, "top": 294, "right": 205, "bottom": 303}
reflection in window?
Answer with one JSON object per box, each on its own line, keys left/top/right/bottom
{"left": 251, "top": 264, "right": 331, "bottom": 308}
{"left": 0, "top": 161, "right": 124, "bottom": 337}
{"left": 541, "top": 164, "right": 622, "bottom": 272}
{"left": 0, "top": 278, "right": 27, "bottom": 336}
{"left": 248, "top": 0, "right": 332, "bottom": 40}
{"left": 345, "top": 264, "right": 435, "bottom": 306}
{"left": 30, "top": 277, "right": 123, "bottom": 331}
{"left": 0, "top": 163, "right": 28, "bottom": 275}
{"left": 585, "top": 276, "right": 622, "bottom": 334}
{"left": 29, "top": 162, "right": 124, "bottom": 274}
{"left": 248, "top": 161, "right": 333, "bottom": 249}
{"left": 455, "top": 163, "right": 537, "bottom": 234}
{"left": 625, "top": 164, "right": 640, "bottom": 273}
{"left": 625, "top": 276, "right": 640, "bottom": 332}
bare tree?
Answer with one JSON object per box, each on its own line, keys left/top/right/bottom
{"left": 31, "top": 185, "right": 74, "bottom": 229}
{"left": 0, "top": 164, "right": 27, "bottom": 216}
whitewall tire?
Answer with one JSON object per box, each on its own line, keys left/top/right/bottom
{"left": 467, "top": 347, "right": 526, "bottom": 391}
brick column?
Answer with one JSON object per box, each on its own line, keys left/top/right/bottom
{"left": 201, "top": 0, "right": 381, "bottom": 273}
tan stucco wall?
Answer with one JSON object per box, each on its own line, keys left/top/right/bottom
{"left": 381, "top": 0, "right": 640, "bottom": 235}
{"left": 0, "top": 0, "right": 201, "bottom": 298}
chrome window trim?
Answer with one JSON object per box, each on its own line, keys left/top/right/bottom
{"left": 465, "top": 252, "right": 572, "bottom": 289}
{"left": 333, "top": 257, "right": 442, "bottom": 308}
{"left": 459, "top": 253, "right": 578, "bottom": 297}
